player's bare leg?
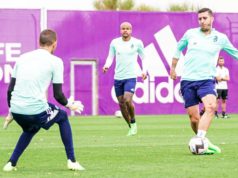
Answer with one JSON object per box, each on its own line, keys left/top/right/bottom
{"left": 186, "top": 105, "right": 200, "bottom": 134}
{"left": 124, "top": 92, "right": 137, "bottom": 135}
{"left": 221, "top": 99, "right": 226, "bottom": 114}
{"left": 200, "top": 94, "right": 221, "bottom": 153}
{"left": 221, "top": 99, "right": 228, "bottom": 118}
{"left": 214, "top": 99, "right": 219, "bottom": 118}
{"left": 124, "top": 92, "right": 135, "bottom": 120}
{"left": 117, "top": 95, "right": 131, "bottom": 127}
{"left": 200, "top": 94, "right": 216, "bottom": 131}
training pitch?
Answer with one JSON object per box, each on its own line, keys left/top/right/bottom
{"left": 1, "top": 115, "right": 238, "bottom": 178}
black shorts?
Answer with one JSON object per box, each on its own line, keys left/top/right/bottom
{"left": 217, "top": 89, "right": 228, "bottom": 100}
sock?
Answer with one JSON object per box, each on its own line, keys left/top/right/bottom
{"left": 58, "top": 118, "right": 76, "bottom": 162}
{"left": 222, "top": 111, "right": 225, "bottom": 116}
{"left": 130, "top": 118, "right": 136, "bottom": 124}
{"left": 197, "top": 130, "right": 207, "bottom": 138}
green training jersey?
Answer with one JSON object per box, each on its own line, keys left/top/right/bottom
{"left": 174, "top": 27, "right": 238, "bottom": 81}
{"left": 104, "top": 37, "right": 146, "bottom": 80}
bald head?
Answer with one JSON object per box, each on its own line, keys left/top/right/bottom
{"left": 120, "top": 22, "right": 132, "bottom": 41}
{"left": 120, "top": 22, "right": 132, "bottom": 30}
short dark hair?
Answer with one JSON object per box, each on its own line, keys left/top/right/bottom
{"left": 39, "top": 29, "right": 57, "bottom": 46}
{"left": 198, "top": 8, "right": 213, "bottom": 16}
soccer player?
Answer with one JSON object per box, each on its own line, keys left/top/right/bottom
{"left": 215, "top": 56, "right": 230, "bottom": 119}
{"left": 3, "top": 29, "right": 85, "bottom": 171}
{"left": 103, "top": 22, "right": 147, "bottom": 136}
{"left": 170, "top": 8, "right": 238, "bottom": 154}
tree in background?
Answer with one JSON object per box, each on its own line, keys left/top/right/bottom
{"left": 93, "top": 0, "right": 134, "bottom": 10}
{"left": 93, "top": 0, "right": 157, "bottom": 11}
{"left": 167, "top": 2, "right": 199, "bottom": 12}
{"left": 119, "top": 0, "right": 134, "bottom": 10}
{"left": 93, "top": 0, "right": 118, "bottom": 10}
{"left": 93, "top": 0, "right": 197, "bottom": 12}
{"left": 136, "top": 4, "right": 160, "bottom": 12}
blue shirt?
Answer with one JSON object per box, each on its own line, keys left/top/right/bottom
{"left": 10, "top": 49, "right": 64, "bottom": 115}
{"left": 174, "top": 28, "right": 238, "bottom": 81}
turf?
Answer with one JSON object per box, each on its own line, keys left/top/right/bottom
{"left": 1, "top": 115, "right": 238, "bottom": 178}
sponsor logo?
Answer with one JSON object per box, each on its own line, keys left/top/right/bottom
{"left": 213, "top": 36, "right": 218, "bottom": 42}
{"left": 46, "top": 108, "right": 59, "bottom": 123}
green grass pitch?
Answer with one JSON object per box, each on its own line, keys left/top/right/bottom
{"left": 1, "top": 115, "right": 238, "bottom": 178}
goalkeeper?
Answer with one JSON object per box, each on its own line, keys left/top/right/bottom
{"left": 3, "top": 29, "right": 85, "bottom": 172}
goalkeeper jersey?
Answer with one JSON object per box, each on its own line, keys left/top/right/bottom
{"left": 10, "top": 49, "right": 64, "bottom": 115}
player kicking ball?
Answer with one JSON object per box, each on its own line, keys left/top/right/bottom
{"left": 170, "top": 8, "right": 238, "bottom": 155}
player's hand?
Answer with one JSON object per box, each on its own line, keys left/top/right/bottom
{"left": 141, "top": 73, "right": 147, "bottom": 81}
{"left": 66, "top": 96, "right": 84, "bottom": 114}
{"left": 3, "top": 112, "right": 14, "bottom": 129}
{"left": 102, "top": 66, "right": 109, "bottom": 73}
{"left": 216, "top": 76, "right": 222, "bottom": 82}
{"left": 170, "top": 68, "right": 177, "bottom": 80}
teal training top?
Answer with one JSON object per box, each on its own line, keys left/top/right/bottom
{"left": 174, "top": 27, "right": 238, "bottom": 81}
{"left": 104, "top": 37, "right": 146, "bottom": 80}
{"left": 10, "top": 49, "right": 64, "bottom": 115}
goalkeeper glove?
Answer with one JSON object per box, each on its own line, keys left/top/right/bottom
{"left": 66, "top": 96, "right": 84, "bottom": 114}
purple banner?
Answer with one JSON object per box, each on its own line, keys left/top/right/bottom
{"left": 0, "top": 9, "right": 40, "bottom": 116}
{"left": 1, "top": 10, "right": 238, "bottom": 115}
{"left": 47, "top": 11, "right": 238, "bottom": 115}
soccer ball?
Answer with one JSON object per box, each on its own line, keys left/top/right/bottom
{"left": 188, "top": 136, "right": 209, "bottom": 155}
{"left": 114, "top": 110, "right": 122, "bottom": 118}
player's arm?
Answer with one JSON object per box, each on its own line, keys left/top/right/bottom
{"left": 170, "top": 31, "right": 189, "bottom": 80}
{"left": 53, "top": 59, "right": 83, "bottom": 113}
{"left": 222, "top": 35, "right": 238, "bottom": 60}
{"left": 170, "top": 58, "right": 179, "bottom": 80}
{"left": 53, "top": 84, "right": 84, "bottom": 114}
{"left": 138, "top": 40, "right": 148, "bottom": 81}
{"left": 216, "top": 76, "right": 221, "bottom": 82}
{"left": 7, "top": 60, "right": 18, "bottom": 108}
{"left": 103, "top": 41, "right": 115, "bottom": 73}
{"left": 220, "top": 76, "right": 229, "bottom": 81}
{"left": 215, "top": 68, "right": 222, "bottom": 82}
{"left": 217, "top": 74, "right": 229, "bottom": 82}
{"left": 53, "top": 84, "right": 68, "bottom": 105}
{"left": 215, "top": 75, "right": 222, "bottom": 82}
{"left": 223, "top": 69, "right": 230, "bottom": 81}
{"left": 4, "top": 60, "right": 18, "bottom": 129}
{"left": 223, "top": 75, "right": 230, "bottom": 81}
{"left": 7, "top": 77, "right": 16, "bottom": 107}
{"left": 4, "top": 77, "right": 16, "bottom": 129}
